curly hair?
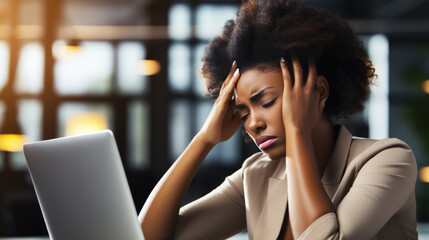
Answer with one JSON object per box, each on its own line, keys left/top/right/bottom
{"left": 201, "top": 0, "right": 375, "bottom": 120}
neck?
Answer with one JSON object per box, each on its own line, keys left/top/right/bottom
{"left": 311, "top": 115, "right": 336, "bottom": 177}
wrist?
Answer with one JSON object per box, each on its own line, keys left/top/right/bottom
{"left": 195, "top": 131, "right": 217, "bottom": 148}
{"left": 285, "top": 124, "right": 312, "bottom": 138}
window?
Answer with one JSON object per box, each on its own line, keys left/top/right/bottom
{"left": 15, "top": 42, "right": 44, "bottom": 94}
{"left": 167, "top": 3, "right": 241, "bottom": 166}
{"left": 0, "top": 41, "right": 9, "bottom": 91}
{"left": 9, "top": 99, "right": 43, "bottom": 170}
{"left": 127, "top": 100, "right": 150, "bottom": 169}
{"left": 54, "top": 41, "right": 114, "bottom": 95}
{"left": 117, "top": 42, "right": 148, "bottom": 94}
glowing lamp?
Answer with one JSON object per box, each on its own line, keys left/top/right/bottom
{"left": 0, "top": 134, "right": 28, "bottom": 152}
{"left": 66, "top": 45, "right": 80, "bottom": 53}
{"left": 420, "top": 167, "right": 429, "bottom": 183}
{"left": 52, "top": 39, "right": 81, "bottom": 60}
{"left": 137, "top": 60, "right": 161, "bottom": 76}
{"left": 66, "top": 113, "right": 108, "bottom": 136}
{"left": 422, "top": 80, "right": 429, "bottom": 94}
{"left": 0, "top": 109, "right": 28, "bottom": 152}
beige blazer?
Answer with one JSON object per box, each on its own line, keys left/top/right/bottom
{"left": 175, "top": 126, "right": 418, "bottom": 240}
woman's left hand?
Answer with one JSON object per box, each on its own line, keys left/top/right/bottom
{"left": 280, "top": 57, "right": 324, "bottom": 134}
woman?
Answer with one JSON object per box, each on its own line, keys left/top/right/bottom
{"left": 139, "top": 1, "right": 417, "bottom": 239}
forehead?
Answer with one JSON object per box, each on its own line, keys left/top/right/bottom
{"left": 235, "top": 68, "right": 283, "bottom": 98}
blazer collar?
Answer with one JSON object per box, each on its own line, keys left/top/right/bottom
{"left": 254, "top": 158, "right": 287, "bottom": 239}
{"left": 321, "top": 125, "right": 353, "bottom": 198}
{"left": 253, "top": 125, "right": 352, "bottom": 238}
{"left": 263, "top": 125, "right": 353, "bottom": 183}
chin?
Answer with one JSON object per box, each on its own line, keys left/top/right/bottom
{"left": 262, "top": 148, "right": 285, "bottom": 161}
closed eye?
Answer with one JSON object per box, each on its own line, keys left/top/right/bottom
{"left": 262, "top": 97, "right": 278, "bottom": 108}
{"left": 241, "top": 114, "right": 249, "bottom": 122}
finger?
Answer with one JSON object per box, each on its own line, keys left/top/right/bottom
{"left": 221, "top": 61, "right": 238, "bottom": 90}
{"left": 292, "top": 56, "right": 303, "bottom": 89}
{"left": 280, "top": 57, "right": 292, "bottom": 92}
{"left": 219, "top": 68, "right": 240, "bottom": 104}
{"left": 307, "top": 58, "right": 317, "bottom": 89}
{"left": 227, "top": 68, "right": 241, "bottom": 97}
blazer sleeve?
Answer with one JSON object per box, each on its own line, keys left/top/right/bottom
{"left": 298, "top": 139, "right": 417, "bottom": 240}
{"left": 174, "top": 167, "right": 247, "bottom": 240}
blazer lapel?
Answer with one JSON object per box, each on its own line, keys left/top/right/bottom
{"left": 254, "top": 161, "right": 288, "bottom": 240}
{"left": 321, "top": 125, "right": 352, "bottom": 200}
{"left": 251, "top": 125, "right": 353, "bottom": 239}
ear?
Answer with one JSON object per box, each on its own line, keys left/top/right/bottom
{"left": 315, "top": 75, "right": 329, "bottom": 109}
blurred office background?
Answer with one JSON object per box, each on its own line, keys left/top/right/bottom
{"left": 0, "top": 0, "right": 428, "bottom": 237}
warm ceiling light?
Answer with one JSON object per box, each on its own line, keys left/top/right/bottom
{"left": 52, "top": 40, "right": 81, "bottom": 60}
{"left": 138, "top": 60, "right": 161, "bottom": 76}
{"left": 419, "top": 166, "right": 429, "bottom": 183}
{"left": 64, "top": 39, "right": 82, "bottom": 57}
{"left": 0, "top": 134, "right": 29, "bottom": 152}
{"left": 65, "top": 113, "right": 108, "bottom": 136}
{"left": 0, "top": 109, "right": 29, "bottom": 152}
{"left": 422, "top": 80, "right": 429, "bottom": 94}
{"left": 66, "top": 45, "right": 81, "bottom": 53}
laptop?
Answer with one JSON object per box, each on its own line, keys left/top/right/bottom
{"left": 23, "top": 130, "right": 145, "bottom": 240}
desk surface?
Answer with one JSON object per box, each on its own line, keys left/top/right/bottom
{"left": 1, "top": 227, "right": 429, "bottom": 240}
{"left": 0, "top": 238, "right": 48, "bottom": 240}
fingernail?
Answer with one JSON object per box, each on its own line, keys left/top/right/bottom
{"left": 280, "top": 57, "right": 285, "bottom": 63}
{"left": 233, "top": 68, "right": 240, "bottom": 77}
{"left": 232, "top": 60, "right": 237, "bottom": 67}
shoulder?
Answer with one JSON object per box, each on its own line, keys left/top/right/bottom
{"left": 351, "top": 136, "right": 412, "bottom": 152}
{"left": 222, "top": 152, "right": 269, "bottom": 185}
{"left": 350, "top": 137, "right": 415, "bottom": 161}
{"left": 223, "top": 152, "right": 270, "bottom": 182}
{"left": 241, "top": 152, "right": 280, "bottom": 174}
{"left": 242, "top": 152, "right": 269, "bottom": 168}
{"left": 239, "top": 152, "right": 284, "bottom": 182}
{"left": 348, "top": 137, "right": 417, "bottom": 177}
{"left": 219, "top": 152, "right": 274, "bottom": 196}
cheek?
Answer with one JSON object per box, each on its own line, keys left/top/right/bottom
{"left": 271, "top": 99, "right": 284, "bottom": 122}
{"left": 272, "top": 107, "right": 285, "bottom": 132}
{"left": 243, "top": 123, "right": 254, "bottom": 139}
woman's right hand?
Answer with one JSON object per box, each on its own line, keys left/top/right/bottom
{"left": 197, "top": 61, "right": 242, "bottom": 145}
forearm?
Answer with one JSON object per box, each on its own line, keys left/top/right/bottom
{"left": 286, "top": 127, "right": 334, "bottom": 238}
{"left": 138, "top": 133, "right": 215, "bottom": 240}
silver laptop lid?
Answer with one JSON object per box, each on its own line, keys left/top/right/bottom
{"left": 24, "top": 130, "right": 144, "bottom": 240}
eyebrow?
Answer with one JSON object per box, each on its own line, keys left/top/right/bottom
{"left": 250, "top": 87, "right": 274, "bottom": 102}
{"left": 234, "top": 87, "right": 274, "bottom": 110}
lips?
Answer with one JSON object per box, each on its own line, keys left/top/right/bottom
{"left": 256, "top": 135, "right": 278, "bottom": 150}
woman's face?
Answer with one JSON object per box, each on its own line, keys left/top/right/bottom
{"left": 234, "top": 68, "right": 286, "bottom": 160}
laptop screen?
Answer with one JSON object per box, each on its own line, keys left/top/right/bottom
{"left": 24, "top": 130, "right": 144, "bottom": 240}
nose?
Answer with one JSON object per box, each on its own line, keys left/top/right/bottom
{"left": 247, "top": 112, "right": 266, "bottom": 134}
